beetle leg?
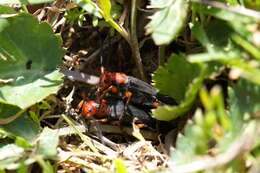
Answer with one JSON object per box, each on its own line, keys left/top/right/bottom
{"left": 135, "top": 123, "right": 148, "bottom": 128}
{"left": 97, "top": 85, "right": 119, "bottom": 100}
{"left": 77, "top": 100, "right": 84, "bottom": 111}
{"left": 132, "top": 117, "right": 148, "bottom": 128}
{"left": 89, "top": 118, "right": 110, "bottom": 123}
{"left": 123, "top": 91, "right": 132, "bottom": 106}
{"left": 110, "top": 120, "right": 120, "bottom": 126}
{"left": 117, "top": 100, "right": 125, "bottom": 122}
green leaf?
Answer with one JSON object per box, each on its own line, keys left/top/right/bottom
{"left": 0, "top": 13, "right": 64, "bottom": 112}
{"left": 146, "top": 0, "right": 188, "bottom": 45}
{"left": 189, "top": 22, "right": 212, "bottom": 51}
{"left": 1, "top": 115, "right": 40, "bottom": 143}
{"left": 72, "top": 0, "right": 128, "bottom": 41}
{"left": 153, "top": 66, "right": 208, "bottom": 121}
{"left": 153, "top": 54, "right": 201, "bottom": 103}
{"left": 99, "top": 0, "right": 111, "bottom": 20}
{"left": 189, "top": 52, "right": 260, "bottom": 86}
{"left": 169, "top": 86, "right": 234, "bottom": 169}
{"left": 152, "top": 55, "right": 208, "bottom": 121}
{"left": 72, "top": 0, "right": 102, "bottom": 18}
{"left": 110, "top": 4, "right": 122, "bottom": 20}
{"left": 228, "top": 79, "right": 260, "bottom": 134}
{"left": 65, "top": 8, "right": 87, "bottom": 26}
{"left": 171, "top": 109, "right": 213, "bottom": 165}
{"left": 189, "top": 21, "right": 260, "bottom": 85}
{"left": 191, "top": 15, "right": 258, "bottom": 61}
{"left": 0, "top": 144, "right": 24, "bottom": 169}
{"left": 0, "top": 0, "right": 55, "bottom": 5}
{"left": 191, "top": 4, "right": 259, "bottom": 60}
{"left": 193, "top": 3, "right": 259, "bottom": 23}
{"left": 204, "top": 21, "right": 235, "bottom": 53}
{"left": 148, "top": 0, "right": 175, "bottom": 8}
{"left": 0, "top": 157, "right": 19, "bottom": 170}
{"left": 0, "top": 144, "right": 24, "bottom": 160}
{"left": 0, "top": 103, "right": 21, "bottom": 120}
{"left": 0, "top": 5, "right": 16, "bottom": 13}
{"left": 191, "top": 21, "right": 237, "bottom": 53}
{"left": 169, "top": 113, "right": 259, "bottom": 172}
{"left": 37, "top": 127, "right": 59, "bottom": 159}
{"left": 15, "top": 136, "right": 31, "bottom": 149}
{"left": 170, "top": 121, "right": 198, "bottom": 166}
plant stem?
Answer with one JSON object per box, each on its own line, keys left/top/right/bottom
{"left": 231, "top": 33, "right": 260, "bottom": 60}
{"left": 159, "top": 45, "right": 166, "bottom": 66}
{"left": 21, "top": 5, "right": 29, "bottom": 13}
{"left": 96, "top": 0, "right": 130, "bottom": 44}
{"left": 62, "top": 114, "right": 100, "bottom": 154}
{"left": 107, "top": 18, "right": 130, "bottom": 43}
{"left": 130, "top": 0, "right": 145, "bottom": 80}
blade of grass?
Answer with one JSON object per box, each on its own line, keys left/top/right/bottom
{"left": 62, "top": 114, "right": 99, "bottom": 154}
{"left": 231, "top": 33, "right": 260, "bottom": 60}
{"left": 191, "top": 0, "right": 260, "bottom": 21}
{"left": 35, "top": 156, "right": 54, "bottom": 173}
{"left": 114, "top": 159, "right": 128, "bottom": 173}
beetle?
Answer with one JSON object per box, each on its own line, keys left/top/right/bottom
{"left": 97, "top": 67, "right": 177, "bottom": 109}
{"left": 98, "top": 67, "right": 158, "bottom": 96}
{"left": 82, "top": 96, "right": 157, "bottom": 128}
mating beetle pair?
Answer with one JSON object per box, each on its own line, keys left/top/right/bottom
{"left": 81, "top": 67, "right": 176, "bottom": 129}
{"left": 82, "top": 96, "right": 157, "bottom": 128}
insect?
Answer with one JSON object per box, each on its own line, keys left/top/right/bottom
{"left": 78, "top": 44, "right": 176, "bottom": 130}
{"left": 82, "top": 96, "right": 157, "bottom": 128}
{"left": 97, "top": 67, "right": 177, "bottom": 109}
{"left": 79, "top": 66, "right": 177, "bottom": 130}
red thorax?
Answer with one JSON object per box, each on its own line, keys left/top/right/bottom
{"left": 99, "top": 70, "right": 128, "bottom": 88}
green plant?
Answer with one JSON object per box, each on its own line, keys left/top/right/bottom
{"left": 0, "top": 3, "right": 63, "bottom": 171}
{"left": 146, "top": 0, "right": 260, "bottom": 171}
{"left": 65, "top": 8, "right": 87, "bottom": 26}
{"left": 1, "top": 0, "right": 260, "bottom": 172}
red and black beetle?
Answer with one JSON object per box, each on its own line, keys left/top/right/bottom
{"left": 97, "top": 67, "right": 177, "bottom": 109}
{"left": 82, "top": 96, "right": 158, "bottom": 128}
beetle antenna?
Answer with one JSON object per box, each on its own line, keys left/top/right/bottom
{"left": 96, "top": 29, "right": 105, "bottom": 72}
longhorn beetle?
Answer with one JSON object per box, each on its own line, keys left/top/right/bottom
{"left": 97, "top": 67, "right": 177, "bottom": 109}
{"left": 80, "top": 38, "right": 176, "bottom": 130}
{"left": 82, "top": 96, "right": 157, "bottom": 128}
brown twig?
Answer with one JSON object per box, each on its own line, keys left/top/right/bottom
{"left": 57, "top": 124, "right": 159, "bottom": 141}
{"left": 0, "top": 78, "right": 15, "bottom": 84}
{"left": 130, "top": 0, "right": 146, "bottom": 80}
